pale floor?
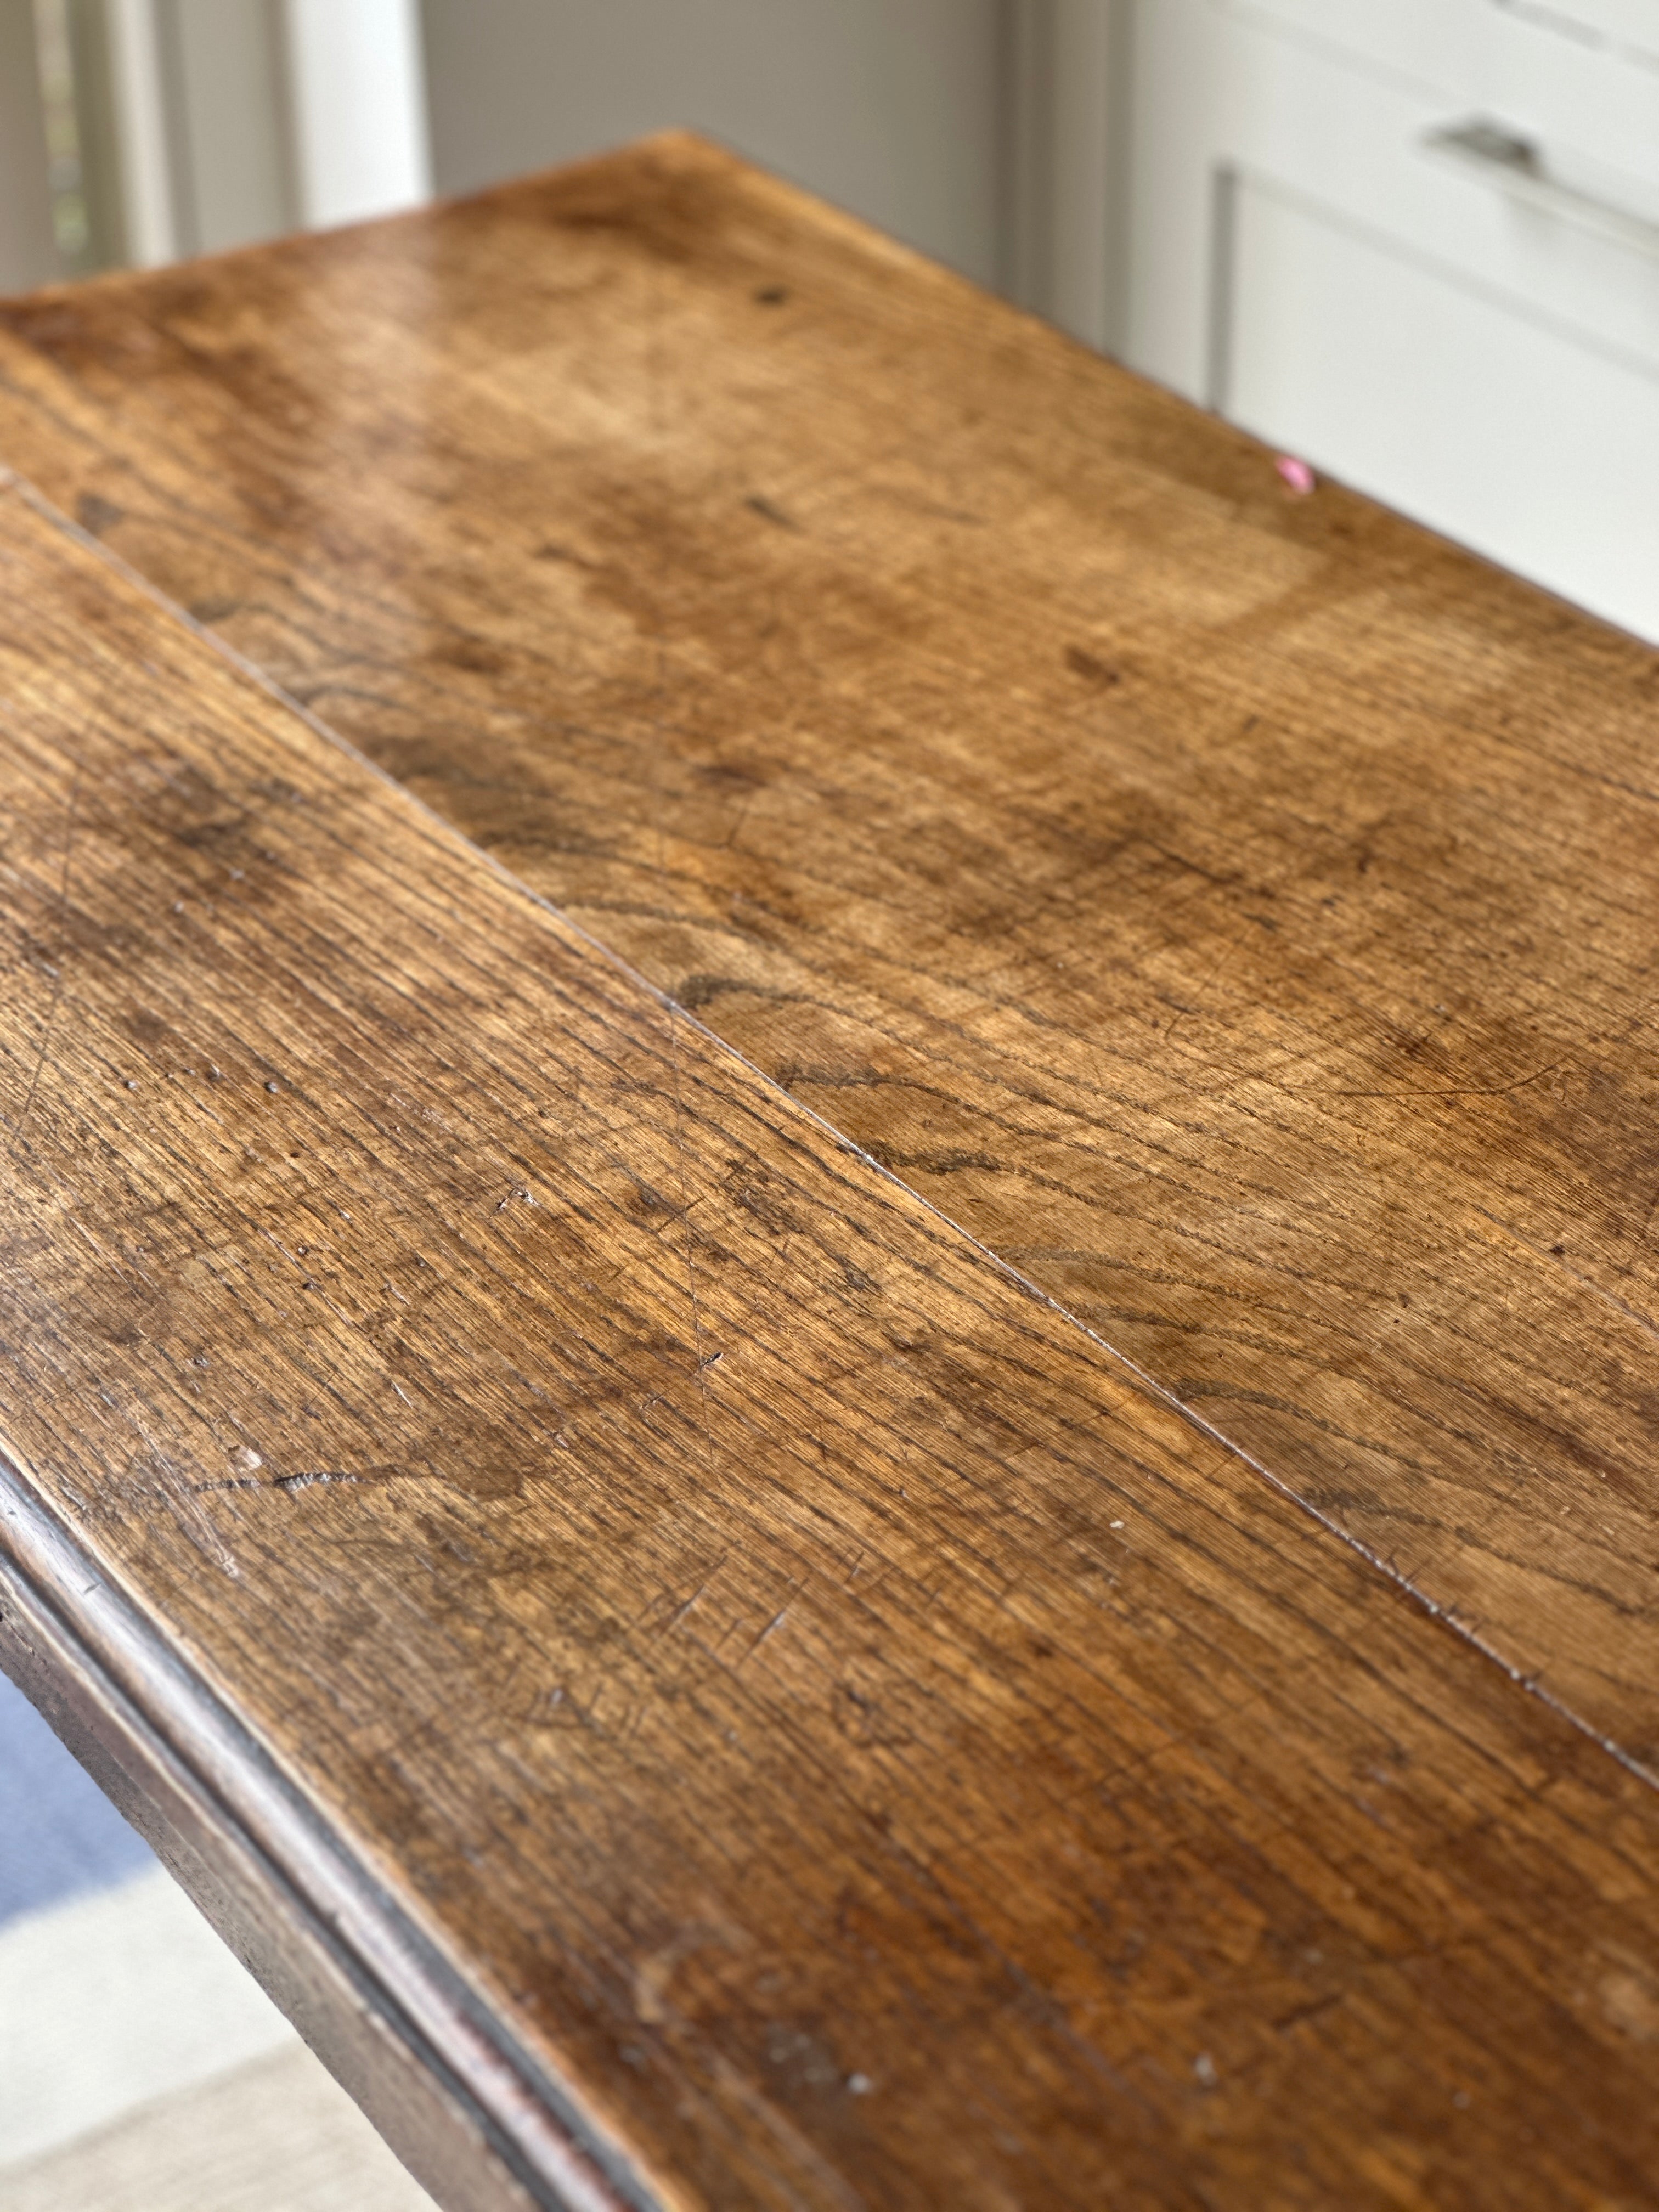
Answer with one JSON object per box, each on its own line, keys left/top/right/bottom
{"left": 0, "top": 1670, "right": 436, "bottom": 2212}
{"left": 1, "top": 2043, "right": 437, "bottom": 2212}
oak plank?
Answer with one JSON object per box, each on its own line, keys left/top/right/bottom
{"left": 0, "top": 137, "right": 1655, "bottom": 1773}
{"left": 3, "top": 478, "right": 1659, "bottom": 2208}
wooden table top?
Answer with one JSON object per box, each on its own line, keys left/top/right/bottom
{"left": 1, "top": 133, "right": 1657, "bottom": 2210}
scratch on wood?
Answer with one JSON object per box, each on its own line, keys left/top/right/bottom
{"left": 663, "top": 1575, "right": 715, "bottom": 1632}
{"left": 12, "top": 759, "right": 81, "bottom": 1142}
{"left": 1304, "top": 1057, "right": 1572, "bottom": 1103}
{"left": 637, "top": 253, "right": 720, "bottom": 1476}
{"left": 744, "top": 1605, "right": 790, "bottom": 1663}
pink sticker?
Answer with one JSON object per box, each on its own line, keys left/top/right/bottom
{"left": 1276, "top": 454, "right": 1316, "bottom": 495}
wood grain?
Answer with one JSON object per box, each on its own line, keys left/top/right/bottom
{"left": 0, "top": 137, "right": 1654, "bottom": 1779}
{"left": 4, "top": 473, "right": 1659, "bottom": 2208}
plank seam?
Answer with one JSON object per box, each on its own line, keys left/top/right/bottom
{"left": 5, "top": 463, "right": 1651, "bottom": 1825}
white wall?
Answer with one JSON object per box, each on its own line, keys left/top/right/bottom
{"left": 418, "top": 0, "right": 1008, "bottom": 286}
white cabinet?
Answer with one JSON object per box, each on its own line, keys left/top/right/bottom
{"left": 1125, "top": 0, "right": 1659, "bottom": 640}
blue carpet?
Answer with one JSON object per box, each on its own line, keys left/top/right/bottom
{"left": 0, "top": 1670, "right": 153, "bottom": 1929}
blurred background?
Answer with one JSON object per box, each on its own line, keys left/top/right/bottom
{"left": 2, "top": 2, "right": 1658, "bottom": 2204}
{"left": 2, "top": 0, "right": 1658, "bottom": 637}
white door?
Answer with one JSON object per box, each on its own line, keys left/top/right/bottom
{"left": 7, "top": 1, "right": 1032, "bottom": 307}
{"left": 1122, "top": 0, "right": 1659, "bottom": 642}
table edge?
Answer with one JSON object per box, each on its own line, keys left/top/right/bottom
{"left": 0, "top": 1454, "right": 657, "bottom": 2212}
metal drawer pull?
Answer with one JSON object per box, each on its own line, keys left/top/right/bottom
{"left": 1423, "top": 118, "right": 1659, "bottom": 261}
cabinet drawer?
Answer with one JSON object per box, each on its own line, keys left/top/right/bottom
{"left": 1218, "top": 14, "right": 1659, "bottom": 634}
{"left": 1223, "top": 0, "right": 1659, "bottom": 188}
{"left": 1129, "top": 0, "right": 1659, "bottom": 637}
{"left": 1225, "top": 171, "right": 1659, "bottom": 638}
{"left": 1213, "top": 13, "right": 1659, "bottom": 377}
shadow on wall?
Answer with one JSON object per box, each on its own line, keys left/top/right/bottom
{"left": 418, "top": 0, "right": 1009, "bottom": 285}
